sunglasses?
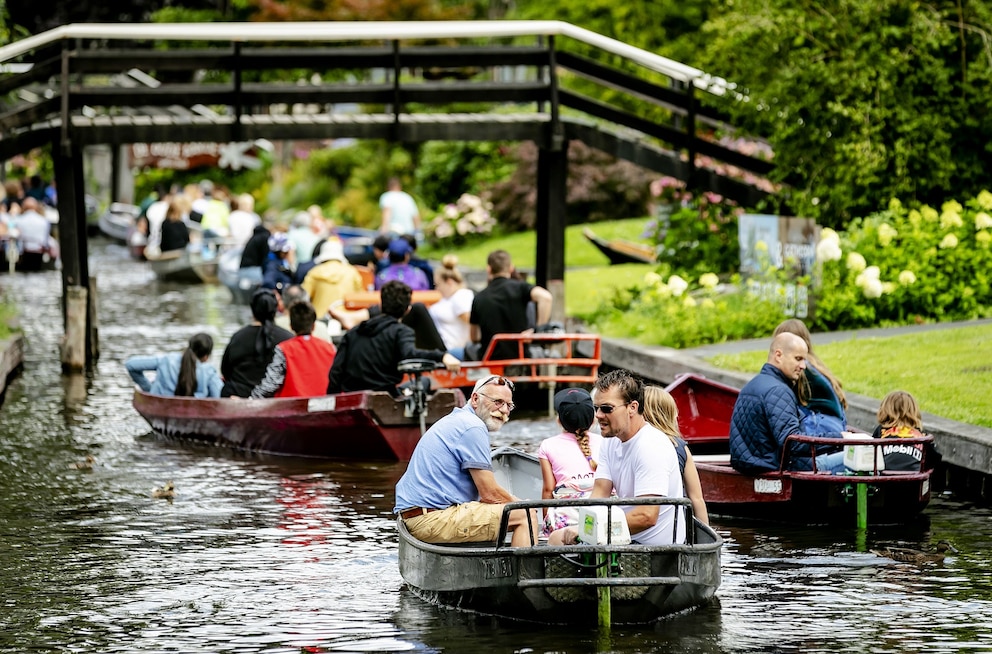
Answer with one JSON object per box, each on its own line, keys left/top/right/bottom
{"left": 593, "top": 402, "right": 629, "bottom": 415}
{"left": 477, "top": 375, "right": 515, "bottom": 392}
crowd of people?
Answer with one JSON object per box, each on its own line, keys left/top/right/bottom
{"left": 0, "top": 176, "right": 58, "bottom": 271}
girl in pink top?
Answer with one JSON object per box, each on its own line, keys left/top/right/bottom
{"left": 538, "top": 388, "right": 603, "bottom": 535}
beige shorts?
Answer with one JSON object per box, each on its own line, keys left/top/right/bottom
{"left": 404, "top": 501, "right": 504, "bottom": 543}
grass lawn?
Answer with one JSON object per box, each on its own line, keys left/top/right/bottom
{"left": 706, "top": 323, "right": 992, "bottom": 428}
{"left": 420, "top": 217, "right": 655, "bottom": 315}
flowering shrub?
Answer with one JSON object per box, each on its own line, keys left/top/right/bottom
{"left": 643, "top": 179, "right": 743, "bottom": 276}
{"left": 424, "top": 193, "right": 496, "bottom": 248}
{"left": 812, "top": 192, "right": 992, "bottom": 330}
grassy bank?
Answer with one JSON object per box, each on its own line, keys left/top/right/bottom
{"left": 420, "top": 217, "right": 654, "bottom": 316}
{"left": 0, "top": 302, "right": 17, "bottom": 340}
{"left": 706, "top": 323, "right": 992, "bottom": 429}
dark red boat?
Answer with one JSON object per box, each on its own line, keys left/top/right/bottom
{"left": 665, "top": 373, "right": 934, "bottom": 525}
{"left": 132, "top": 387, "right": 464, "bottom": 460}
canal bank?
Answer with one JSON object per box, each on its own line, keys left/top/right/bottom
{"left": 600, "top": 322, "right": 992, "bottom": 501}
{"left": 0, "top": 333, "right": 24, "bottom": 404}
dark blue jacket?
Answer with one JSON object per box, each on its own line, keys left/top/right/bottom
{"left": 729, "top": 363, "right": 841, "bottom": 474}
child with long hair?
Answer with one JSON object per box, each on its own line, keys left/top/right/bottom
{"left": 538, "top": 387, "right": 604, "bottom": 535}
{"left": 642, "top": 386, "right": 709, "bottom": 525}
{"left": 126, "top": 332, "right": 223, "bottom": 398}
{"left": 873, "top": 390, "right": 938, "bottom": 471}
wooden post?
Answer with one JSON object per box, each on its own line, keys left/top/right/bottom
{"left": 62, "top": 286, "right": 87, "bottom": 372}
{"left": 535, "top": 136, "right": 568, "bottom": 325}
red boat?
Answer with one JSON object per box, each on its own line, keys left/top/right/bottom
{"left": 132, "top": 386, "right": 464, "bottom": 460}
{"left": 665, "top": 373, "right": 934, "bottom": 525}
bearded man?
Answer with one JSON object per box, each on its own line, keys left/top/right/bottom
{"left": 394, "top": 374, "right": 538, "bottom": 546}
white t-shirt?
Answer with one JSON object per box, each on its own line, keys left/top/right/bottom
{"left": 227, "top": 210, "right": 260, "bottom": 248}
{"left": 379, "top": 190, "right": 419, "bottom": 236}
{"left": 595, "top": 423, "right": 686, "bottom": 545}
{"left": 429, "top": 287, "right": 474, "bottom": 350}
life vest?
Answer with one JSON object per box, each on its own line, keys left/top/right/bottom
{"left": 276, "top": 335, "right": 336, "bottom": 398}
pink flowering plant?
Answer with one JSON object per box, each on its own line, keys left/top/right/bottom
{"left": 424, "top": 193, "right": 496, "bottom": 248}
{"left": 813, "top": 192, "right": 992, "bottom": 329}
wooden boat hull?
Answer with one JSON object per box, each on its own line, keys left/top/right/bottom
{"left": 665, "top": 373, "right": 933, "bottom": 525}
{"left": 146, "top": 249, "right": 219, "bottom": 284}
{"left": 582, "top": 228, "right": 656, "bottom": 265}
{"left": 398, "top": 447, "right": 722, "bottom": 625}
{"left": 132, "top": 388, "right": 465, "bottom": 460}
{"left": 98, "top": 203, "right": 140, "bottom": 243}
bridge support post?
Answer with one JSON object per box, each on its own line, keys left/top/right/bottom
{"left": 535, "top": 139, "right": 568, "bottom": 325}
{"left": 54, "top": 142, "right": 97, "bottom": 371}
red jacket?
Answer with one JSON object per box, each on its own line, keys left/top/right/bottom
{"left": 277, "top": 335, "right": 337, "bottom": 398}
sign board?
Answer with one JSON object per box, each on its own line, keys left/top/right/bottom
{"left": 738, "top": 214, "right": 820, "bottom": 319}
{"left": 130, "top": 141, "right": 261, "bottom": 171}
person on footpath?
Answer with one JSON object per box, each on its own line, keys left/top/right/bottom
{"left": 394, "top": 374, "right": 539, "bottom": 546}
{"left": 126, "top": 332, "right": 223, "bottom": 398}
{"left": 378, "top": 177, "right": 421, "bottom": 238}
{"left": 469, "top": 249, "right": 552, "bottom": 361}
{"left": 251, "top": 300, "right": 336, "bottom": 399}
{"left": 549, "top": 369, "right": 687, "bottom": 547}
{"left": 327, "top": 281, "right": 459, "bottom": 396}
{"left": 729, "top": 332, "right": 851, "bottom": 475}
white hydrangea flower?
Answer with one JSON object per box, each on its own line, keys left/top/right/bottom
{"left": 644, "top": 271, "right": 662, "bottom": 286}
{"left": 977, "top": 190, "right": 992, "bottom": 211}
{"left": 898, "top": 270, "right": 917, "bottom": 285}
{"left": 698, "top": 273, "right": 719, "bottom": 289}
{"left": 877, "top": 223, "right": 898, "bottom": 247}
{"left": 816, "top": 238, "right": 842, "bottom": 262}
{"left": 683, "top": 296, "right": 697, "bottom": 307}
{"left": 940, "top": 210, "right": 963, "bottom": 230}
{"left": 855, "top": 266, "right": 880, "bottom": 289}
{"left": 882, "top": 282, "right": 896, "bottom": 295}
{"left": 939, "top": 233, "right": 959, "bottom": 249}
{"left": 667, "top": 275, "right": 689, "bottom": 297}
{"left": 975, "top": 212, "right": 992, "bottom": 230}
{"left": 862, "top": 278, "right": 883, "bottom": 299}
{"left": 846, "top": 252, "right": 867, "bottom": 272}
{"left": 977, "top": 231, "right": 992, "bottom": 245}
{"left": 820, "top": 228, "right": 840, "bottom": 244}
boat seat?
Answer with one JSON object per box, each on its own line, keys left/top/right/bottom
{"left": 692, "top": 454, "right": 731, "bottom": 464}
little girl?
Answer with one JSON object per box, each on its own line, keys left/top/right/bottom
{"left": 872, "top": 390, "right": 934, "bottom": 471}
{"left": 538, "top": 388, "right": 602, "bottom": 536}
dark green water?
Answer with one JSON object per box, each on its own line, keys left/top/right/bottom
{"left": 1, "top": 239, "right": 990, "bottom": 653}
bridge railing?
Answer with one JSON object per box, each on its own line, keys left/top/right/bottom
{"left": 0, "top": 21, "right": 772, "bottom": 200}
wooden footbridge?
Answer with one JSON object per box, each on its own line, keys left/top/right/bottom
{"left": 0, "top": 21, "right": 773, "bottom": 369}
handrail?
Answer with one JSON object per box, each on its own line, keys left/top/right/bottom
{"left": 781, "top": 433, "right": 935, "bottom": 475}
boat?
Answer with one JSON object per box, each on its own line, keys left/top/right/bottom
{"left": 97, "top": 202, "right": 141, "bottom": 243}
{"left": 398, "top": 446, "right": 723, "bottom": 625}
{"left": 582, "top": 228, "right": 656, "bottom": 265}
{"left": 336, "top": 225, "right": 378, "bottom": 267}
{"left": 664, "top": 372, "right": 935, "bottom": 525}
{"left": 132, "top": 380, "right": 465, "bottom": 460}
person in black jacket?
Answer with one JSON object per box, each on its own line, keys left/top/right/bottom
{"left": 327, "top": 281, "right": 459, "bottom": 396}
{"left": 220, "top": 289, "right": 294, "bottom": 397}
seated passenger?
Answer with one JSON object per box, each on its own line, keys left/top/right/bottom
{"left": 262, "top": 232, "right": 296, "bottom": 293}
{"left": 251, "top": 301, "right": 337, "bottom": 399}
{"left": 125, "top": 332, "right": 223, "bottom": 398}
{"left": 872, "top": 390, "right": 940, "bottom": 472}
{"left": 642, "top": 385, "right": 709, "bottom": 525}
{"left": 327, "top": 281, "right": 459, "bottom": 396}
{"left": 429, "top": 254, "right": 474, "bottom": 360}
{"left": 469, "top": 249, "right": 552, "bottom": 361}
{"left": 729, "top": 333, "right": 849, "bottom": 475}
{"left": 159, "top": 198, "right": 190, "bottom": 253}
{"left": 374, "top": 238, "right": 430, "bottom": 291}
{"left": 538, "top": 388, "right": 603, "bottom": 536}
{"left": 276, "top": 285, "right": 332, "bottom": 342}
{"left": 549, "top": 369, "right": 686, "bottom": 546}
{"left": 774, "top": 318, "right": 847, "bottom": 435}
{"left": 301, "top": 239, "right": 365, "bottom": 319}
{"left": 220, "top": 289, "right": 294, "bottom": 397}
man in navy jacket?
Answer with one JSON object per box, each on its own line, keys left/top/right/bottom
{"left": 729, "top": 332, "right": 848, "bottom": 474}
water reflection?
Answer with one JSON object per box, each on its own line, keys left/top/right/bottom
{"left": 1, "top": 239, "right": 991, "bottom": 652}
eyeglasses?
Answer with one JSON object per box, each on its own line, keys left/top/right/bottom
{"left": 593, "top": 402, "right": 629, "bottom": 415}
{"left": 477, "top": 375, "right": 515, "bottom": 392}
{"left": 476, "top": 392, "right": 515, "bottom": 412}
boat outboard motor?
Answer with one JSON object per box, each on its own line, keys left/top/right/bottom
{"left": 397, "top": 358, "right": 441, "bottom": 434}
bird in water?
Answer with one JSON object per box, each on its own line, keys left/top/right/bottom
{"left": 871, "top": 540, "right": 958, "bottom": 563}
{"left": 69, "top": 455, "right": 96, "bottom": 470}
{"left": 152, "top": 481, "right": 175, "bottom": 500}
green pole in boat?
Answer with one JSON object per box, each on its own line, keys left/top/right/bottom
{"left": 597, "top": 553, "right": 611, "bottom": 628}
{"left": 856, "top": 482, "right": 868, "bottom": 530}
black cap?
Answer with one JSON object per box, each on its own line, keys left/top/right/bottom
{"left": 554, "top": 388, "right": 595, "bottom": 434}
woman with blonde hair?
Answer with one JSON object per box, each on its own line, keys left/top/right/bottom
{"left": 773, "top": 318, "right": 847, "bottom": 435}
{"left": 642, "top": 385, "right": 709, "bottom": 525}
{"left": 428, "top": 254, "right": 474, "bottom": 359}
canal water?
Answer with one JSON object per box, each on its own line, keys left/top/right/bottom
{"left": 1, "top": 239, "right": 991, "bottom": 653}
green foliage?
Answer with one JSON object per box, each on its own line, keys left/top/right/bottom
{"left": 811, "top": 192, "right": 992, "bottom": 330}
{"left": 415, "top": 141, "right": 516, "bottom": 211}
{"left": 693, "top": 0, "right": 992, "bottom": 226}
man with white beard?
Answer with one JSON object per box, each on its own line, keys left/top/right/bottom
{"left": 394, "top": 374, "right": 538, "bottom": 546}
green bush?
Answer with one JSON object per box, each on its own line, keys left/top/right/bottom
{"left": 811, "top": 193, "right": 992, "bottom": 330}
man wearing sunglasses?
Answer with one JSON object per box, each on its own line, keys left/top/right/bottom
{"left": 394, "top": 374, "right": 539, "bottom": 546}
{"left": 551, "top": 369, "right": 686, "bottom": 547}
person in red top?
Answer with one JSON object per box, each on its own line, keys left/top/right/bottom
{"left": 251, "top": 301, "right": 336, "bottom": 398}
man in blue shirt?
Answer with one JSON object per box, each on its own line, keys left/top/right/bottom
{"left": 394, "top": 375, "right": 538, "bottom": 546}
